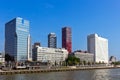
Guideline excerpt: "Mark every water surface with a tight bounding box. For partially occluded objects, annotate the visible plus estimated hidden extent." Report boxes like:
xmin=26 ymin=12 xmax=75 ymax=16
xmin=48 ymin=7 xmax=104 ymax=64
xmin=0 ymin=69 xmax=120 ymax=80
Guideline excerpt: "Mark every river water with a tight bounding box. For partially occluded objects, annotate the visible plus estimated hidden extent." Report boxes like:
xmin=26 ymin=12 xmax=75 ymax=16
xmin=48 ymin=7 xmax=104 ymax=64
xmin=0 ymin=68 xmax=120 ymax=80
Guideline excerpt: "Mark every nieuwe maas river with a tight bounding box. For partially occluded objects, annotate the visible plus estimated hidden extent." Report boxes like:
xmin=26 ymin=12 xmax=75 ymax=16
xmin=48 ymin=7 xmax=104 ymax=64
xmin=0 ymin=68 xmax=120 ymax=80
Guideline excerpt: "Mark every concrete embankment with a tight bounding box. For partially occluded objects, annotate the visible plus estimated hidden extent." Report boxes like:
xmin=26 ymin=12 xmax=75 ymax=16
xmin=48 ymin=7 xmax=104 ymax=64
xmin=0 ymin=66 xmax=119 ymax=75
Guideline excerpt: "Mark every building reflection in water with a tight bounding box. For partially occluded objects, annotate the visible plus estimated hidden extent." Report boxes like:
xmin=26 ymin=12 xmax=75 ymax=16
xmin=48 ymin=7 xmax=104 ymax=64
xmin=1 ymin=69 xmax=120 ymax=80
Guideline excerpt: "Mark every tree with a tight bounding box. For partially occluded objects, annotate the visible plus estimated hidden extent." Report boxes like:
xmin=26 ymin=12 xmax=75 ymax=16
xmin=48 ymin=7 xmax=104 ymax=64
xmin=5 ymin=54 xmax=15 ymax=62
xmin=83 ymin=60 xmax=86 ymax=65
xmin=111 ymin=61 xmax=120 ymax=66
xmin=66 ymin=55 xmax=80 ymax=66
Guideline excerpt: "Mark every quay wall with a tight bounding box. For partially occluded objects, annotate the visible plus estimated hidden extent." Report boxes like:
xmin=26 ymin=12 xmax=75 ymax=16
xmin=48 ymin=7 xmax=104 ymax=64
xmin=0 ymin=66 xmax=119 ymax=75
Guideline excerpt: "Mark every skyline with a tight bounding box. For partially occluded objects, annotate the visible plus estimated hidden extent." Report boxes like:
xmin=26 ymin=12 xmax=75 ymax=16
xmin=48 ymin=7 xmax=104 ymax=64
xmin=0 ymin=0 xmax=120 ymax=59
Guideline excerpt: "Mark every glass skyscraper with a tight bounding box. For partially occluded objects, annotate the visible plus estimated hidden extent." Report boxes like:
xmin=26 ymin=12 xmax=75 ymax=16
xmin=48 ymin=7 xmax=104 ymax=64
xmin=48 ymin=33 xmax=57 ymax=48
xmin=5 ymin=17 xmax=31 ymax=62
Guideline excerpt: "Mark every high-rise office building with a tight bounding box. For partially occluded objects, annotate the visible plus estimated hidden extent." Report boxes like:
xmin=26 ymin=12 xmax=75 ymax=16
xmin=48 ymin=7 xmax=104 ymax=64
xmin=87 ymin=34 xmax=108 ymax=63
xmin=5 ymin=17 xmax=32 ymax=62
xmin=62 ymin=27 xmax=72 ymax=53
xmin=48 ymin=33 xmax=57 ymax=48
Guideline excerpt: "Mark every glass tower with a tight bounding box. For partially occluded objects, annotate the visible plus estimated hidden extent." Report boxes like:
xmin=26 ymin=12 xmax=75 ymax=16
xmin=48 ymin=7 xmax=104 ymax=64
xmin=5 ymin=17 xmax=31 ymax=62
xmin=48 ymin=33 xmax=57 ymax=48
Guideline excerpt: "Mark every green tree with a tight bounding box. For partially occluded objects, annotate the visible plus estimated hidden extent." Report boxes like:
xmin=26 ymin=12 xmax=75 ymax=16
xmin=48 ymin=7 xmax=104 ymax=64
xmin=5 ymin=54 xmax=15 ymax=62
xmin=83 ymin=60 xmax=86 ymax=65
xmin=111 ymin=61 xmax=120 ymax=66
xmin=66 ymin=55 xmax=80 ymax=66
xmin=88 ymin=61 xmax=91 ymax=65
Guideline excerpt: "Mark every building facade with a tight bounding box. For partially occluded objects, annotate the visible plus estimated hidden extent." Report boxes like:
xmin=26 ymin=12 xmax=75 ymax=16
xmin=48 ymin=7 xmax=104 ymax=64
xmin=62 ymin=27 xmax=72 ymax=53
xmin=109 ymin=56 xmax=116 ymax=63
xmin=32 ymin=42 xmax=41 ymax=61
xmin=33 ymin=42 xmax=41 ymax=48
xmin=0 ymin=53 xmax=5 ymax=63
xmin=5 ymin=17 xmax=32 ymax=62
xmin=32 ymin=46 xmax=68 ymax=65
xmin=27 ymin=34 xmax=32 ymax=61
xmin=87 ymin=34 xmax=108 ymax=63
xmin=48 ymin=33 xmax=57 ymax=48
xmin=74 ymin=51 xmax=94 ymax=63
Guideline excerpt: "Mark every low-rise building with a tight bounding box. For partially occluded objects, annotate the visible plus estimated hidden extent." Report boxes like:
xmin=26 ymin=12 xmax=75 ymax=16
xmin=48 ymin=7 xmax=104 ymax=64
xmin=0 ymin=53 xmax=5 ymax=63
xmin=74 ymin=50 xmax=94 ymax=63
xmin=32 ymin=46 xmax=68 ymax=65
xmin=109 ymin=56 xmax=116 ymax=63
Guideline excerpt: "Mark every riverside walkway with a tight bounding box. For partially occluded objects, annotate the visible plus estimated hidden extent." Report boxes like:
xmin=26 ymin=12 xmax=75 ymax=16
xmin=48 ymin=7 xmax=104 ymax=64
xmin=0 ymin=66 xmax=119 ymax=75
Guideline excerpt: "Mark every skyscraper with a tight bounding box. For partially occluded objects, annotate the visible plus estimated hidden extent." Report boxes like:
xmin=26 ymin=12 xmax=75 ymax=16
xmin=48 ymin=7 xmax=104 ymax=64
xmin=5 ymin=17 xmax=32 ymax=62
xmin=87 ymin=34 xmax=108 ymax=63
xmin=62 ymin=27 xmax=72 ymax=53
xmin=48 ymin=33 xmax=57 ymax=48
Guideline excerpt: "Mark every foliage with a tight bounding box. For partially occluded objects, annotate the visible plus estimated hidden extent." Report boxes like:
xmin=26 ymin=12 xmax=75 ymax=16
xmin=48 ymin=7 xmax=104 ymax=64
xmin=111 ymin=61 xmax=120 ymax=65
xmin=66 ymin=55 xmax=80 ymax=66
xmin=5 ymin=54 xmax=15 ymax=62
xmin=83 ymin=60 xmax=86 ymax=65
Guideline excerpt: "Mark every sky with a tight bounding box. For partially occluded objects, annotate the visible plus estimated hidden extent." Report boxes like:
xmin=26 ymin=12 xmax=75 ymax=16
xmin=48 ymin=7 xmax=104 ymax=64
xmin=0 ymin=0 xmax=120 ymax=60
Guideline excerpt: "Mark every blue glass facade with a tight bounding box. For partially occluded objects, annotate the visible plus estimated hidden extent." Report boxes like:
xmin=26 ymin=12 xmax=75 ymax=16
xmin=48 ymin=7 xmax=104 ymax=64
xmin=5 ymin=17 xmax=30 ymax=61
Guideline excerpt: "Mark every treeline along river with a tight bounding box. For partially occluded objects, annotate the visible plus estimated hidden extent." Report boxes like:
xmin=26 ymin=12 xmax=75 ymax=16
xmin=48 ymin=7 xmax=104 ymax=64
xmin=0 ymin=68 xmax=120 ymax=80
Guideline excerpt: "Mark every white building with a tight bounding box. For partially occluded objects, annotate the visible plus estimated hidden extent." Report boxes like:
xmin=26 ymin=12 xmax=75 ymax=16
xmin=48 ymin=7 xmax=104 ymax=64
xmin=74 ymin=51 xmax=94 ymax=63
xmin=87 ymin=34 xmax=108 ymax=63
xmin=32 ymin=47 xmax=68 ymax=65
xmin=27 ymin=34 xmax=32 ymax=61
xmin=0 ymin=53 xmax=5 ymax=63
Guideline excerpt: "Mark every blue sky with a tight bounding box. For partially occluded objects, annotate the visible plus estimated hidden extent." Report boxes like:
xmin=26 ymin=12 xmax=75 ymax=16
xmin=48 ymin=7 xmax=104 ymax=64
xmin=0 ymin=0 xmax=120 ymax=59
